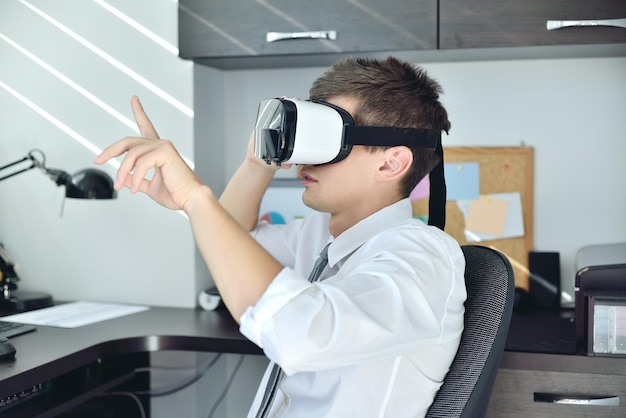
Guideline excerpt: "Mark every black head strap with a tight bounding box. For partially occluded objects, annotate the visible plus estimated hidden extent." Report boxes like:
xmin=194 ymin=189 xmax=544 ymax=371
xmin=427 ymin=139 xmax=446 ymax=230
xmin=344 ymin=126 xmax=439 ymax=149
xmin=345 ymin=126 xmax=446 ymax=230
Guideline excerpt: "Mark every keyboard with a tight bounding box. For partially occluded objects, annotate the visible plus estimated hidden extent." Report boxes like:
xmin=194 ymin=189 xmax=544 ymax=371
xmin=0 ymin=321 xmax=36 ymax=339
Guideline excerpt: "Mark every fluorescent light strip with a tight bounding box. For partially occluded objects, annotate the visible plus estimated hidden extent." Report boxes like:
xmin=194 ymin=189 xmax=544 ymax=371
xmin=94 ymin=0 xmax=179 ymax=56
xmin=0 ymin=33 xmax=194 ymax=170
xmin=19 ymin=0 xmax=193 ymax=118
xmin=0 ymin=32 xmax=139 ymax=133
xmin=0 ymin=80 xmax=119 ymax=170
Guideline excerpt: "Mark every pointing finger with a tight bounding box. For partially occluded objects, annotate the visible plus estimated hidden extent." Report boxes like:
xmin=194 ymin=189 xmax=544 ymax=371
xmin=131 ymin=95 xmax=160 ymax=139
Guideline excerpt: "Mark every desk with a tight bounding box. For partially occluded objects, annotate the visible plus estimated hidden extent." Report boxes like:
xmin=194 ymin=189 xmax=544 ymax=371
xmin=5 ymin=306 xmax=626 ymax=417
xmin=486 ymin=312 xmax=626 ymax=418
xmin=0 ymin=306 xmax=262 ymax=417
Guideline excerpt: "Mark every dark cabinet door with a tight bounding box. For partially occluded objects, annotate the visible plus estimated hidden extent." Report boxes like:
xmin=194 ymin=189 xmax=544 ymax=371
xmin=440 ymin=0 xmax=626 ymax=49
xmin=179 ymin=0 xmax=437 ymax=66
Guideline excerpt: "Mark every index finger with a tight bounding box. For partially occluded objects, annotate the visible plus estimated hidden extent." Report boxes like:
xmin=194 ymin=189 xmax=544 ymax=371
xmin=131 ymin=95 xmax=160 ymax=139
xmin=94 ymin=136 xmax=139 ymax=165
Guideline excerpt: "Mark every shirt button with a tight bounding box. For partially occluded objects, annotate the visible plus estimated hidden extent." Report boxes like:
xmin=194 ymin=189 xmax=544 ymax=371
xmin=284 ymin=396 xmax=289 ymax=405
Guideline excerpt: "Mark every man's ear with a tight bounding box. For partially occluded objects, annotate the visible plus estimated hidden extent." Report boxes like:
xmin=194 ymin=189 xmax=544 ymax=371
xmin=377 ymin=146 xmax=413 ymax=180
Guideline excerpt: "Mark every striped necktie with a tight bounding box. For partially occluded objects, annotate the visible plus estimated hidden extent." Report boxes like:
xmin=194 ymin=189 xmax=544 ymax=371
xmin=255 ymin=243 xmax=331 ymax=418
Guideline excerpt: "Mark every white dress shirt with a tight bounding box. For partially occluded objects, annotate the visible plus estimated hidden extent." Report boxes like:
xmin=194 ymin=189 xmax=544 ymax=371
xmin=240 ymin=198 xmax=466 ymax=418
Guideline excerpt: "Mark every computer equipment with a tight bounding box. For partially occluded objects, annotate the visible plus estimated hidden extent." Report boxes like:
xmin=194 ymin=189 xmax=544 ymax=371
xmin=575 ymin=263 xmax=626 ymax=355
xmin=0 ymin=321 xmax=36 ymax=339
xmin=0 ymin=337 xmax=16 ymax=360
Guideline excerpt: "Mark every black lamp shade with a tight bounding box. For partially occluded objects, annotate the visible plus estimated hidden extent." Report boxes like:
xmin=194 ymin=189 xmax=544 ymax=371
xmin=65 ymin=168 xmax=117 ymax=199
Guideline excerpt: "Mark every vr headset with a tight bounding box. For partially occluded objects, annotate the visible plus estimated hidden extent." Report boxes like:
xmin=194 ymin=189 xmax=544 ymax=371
xmin=253 ymin=98 xmax=447 ymax=229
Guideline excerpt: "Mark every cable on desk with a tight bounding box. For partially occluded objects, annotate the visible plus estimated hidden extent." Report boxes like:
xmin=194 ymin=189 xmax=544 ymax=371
xmin=99 ymin=391 xmax=146 ymax=418
xmin=134 ymin=353 xmax=223 ymax=397
xmin=207 ymin=354 xmax=246 ymax=418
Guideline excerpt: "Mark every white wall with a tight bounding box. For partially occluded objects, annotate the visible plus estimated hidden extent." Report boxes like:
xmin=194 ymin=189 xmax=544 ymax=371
xmin=219 ymin=56 xmax=626 ymax=305
xmin=0 ymin=0 xmax=200 ymax=308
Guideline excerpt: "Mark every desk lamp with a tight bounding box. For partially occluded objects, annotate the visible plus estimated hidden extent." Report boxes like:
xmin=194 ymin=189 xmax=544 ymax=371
xmin=0 ymin=149 xmax=117 ymax=313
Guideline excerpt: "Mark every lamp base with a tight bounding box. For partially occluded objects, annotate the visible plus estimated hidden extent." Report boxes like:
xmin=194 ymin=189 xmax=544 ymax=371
xmin=0 ymin=290 xmax=53 ymax=313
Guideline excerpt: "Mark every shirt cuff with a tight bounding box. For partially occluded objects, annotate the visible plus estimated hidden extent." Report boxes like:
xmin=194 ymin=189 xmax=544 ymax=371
xmin=239 ymin=266 xmax=311 ymax=347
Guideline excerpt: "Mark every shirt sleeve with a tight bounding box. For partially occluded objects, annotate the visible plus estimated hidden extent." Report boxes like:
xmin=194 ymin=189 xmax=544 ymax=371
xmin=250 ymin=212 xmax=331 ymax=268
xmin=239 ymin=267 xmax=312 ymax=347
xmin=250 ymin=221 xmax=300 ymax=268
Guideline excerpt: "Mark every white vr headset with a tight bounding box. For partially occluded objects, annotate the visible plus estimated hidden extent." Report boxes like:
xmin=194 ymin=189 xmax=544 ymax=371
xmin=253 ymin=98 xmax=447 ymax=229
xmin=254 ymin=98 xmax=439 ymax=165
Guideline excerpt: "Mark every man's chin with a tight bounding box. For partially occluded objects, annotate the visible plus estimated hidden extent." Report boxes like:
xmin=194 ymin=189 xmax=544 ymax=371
xmin=301 ymin=193 xmax=319 ymax=212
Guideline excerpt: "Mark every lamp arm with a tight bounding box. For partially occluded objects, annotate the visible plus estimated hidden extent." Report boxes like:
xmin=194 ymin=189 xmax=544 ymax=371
xmin=0 ymin=149 xmax=48 ymax=182
xmin=0 ymin=156 xmax=37 ymax=182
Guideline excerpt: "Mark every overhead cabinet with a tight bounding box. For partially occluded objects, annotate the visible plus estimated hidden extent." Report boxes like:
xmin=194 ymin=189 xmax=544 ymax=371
xmin=179 ymin=0 xmax=626 ymax=68
xmin=178 ymin=0 xmax=437 ymax=68
xmin=439 ymin=0 xmax=626 ymax=49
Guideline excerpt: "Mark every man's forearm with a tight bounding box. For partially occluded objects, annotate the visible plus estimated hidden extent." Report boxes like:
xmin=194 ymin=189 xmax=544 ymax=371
xmin=219 ymin=160 xmax=276 ymax=231
xmin=187 ymin=185 xmax=284 ymax=322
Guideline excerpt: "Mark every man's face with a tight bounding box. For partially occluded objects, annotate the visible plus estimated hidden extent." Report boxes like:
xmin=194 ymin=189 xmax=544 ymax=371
xmin=298 ymin=97 xmax=383 ymax=218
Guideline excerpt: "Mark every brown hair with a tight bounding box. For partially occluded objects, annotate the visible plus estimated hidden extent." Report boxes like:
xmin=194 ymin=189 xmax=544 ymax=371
xmin=309 ymin=56 xmax=451 ymax=197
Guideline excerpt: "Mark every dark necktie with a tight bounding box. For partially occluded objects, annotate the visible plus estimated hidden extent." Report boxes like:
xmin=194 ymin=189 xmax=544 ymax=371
xmin=255 ymin=243 xmax=331 ymax=418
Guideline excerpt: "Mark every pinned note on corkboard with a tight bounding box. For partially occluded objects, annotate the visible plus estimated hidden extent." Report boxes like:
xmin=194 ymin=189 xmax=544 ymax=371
xmin=412 ymin=147 xmax=534 ymax=291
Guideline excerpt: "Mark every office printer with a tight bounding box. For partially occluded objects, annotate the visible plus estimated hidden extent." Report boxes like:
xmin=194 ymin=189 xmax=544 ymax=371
xmin=574 ymin=243 xmax=626 ymax=356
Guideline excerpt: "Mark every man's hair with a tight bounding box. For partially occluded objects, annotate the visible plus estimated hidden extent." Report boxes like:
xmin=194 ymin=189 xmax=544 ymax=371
xmin=309 ymin=56 xmax=451 ymax=197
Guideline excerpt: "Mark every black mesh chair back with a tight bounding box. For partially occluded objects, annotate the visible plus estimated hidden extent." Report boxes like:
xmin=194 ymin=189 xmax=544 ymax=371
xmin=426 ymin=245 xmax=515 ymax=418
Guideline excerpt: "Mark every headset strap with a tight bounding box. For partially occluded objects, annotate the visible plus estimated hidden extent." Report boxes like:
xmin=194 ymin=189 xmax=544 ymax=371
xmin=344 ymin=125 xmax=439 ymax=149
xmin=344 ymin=126 xmax=447 ymax=230
xmin=427 ymin=139 xmax=446 ymax=230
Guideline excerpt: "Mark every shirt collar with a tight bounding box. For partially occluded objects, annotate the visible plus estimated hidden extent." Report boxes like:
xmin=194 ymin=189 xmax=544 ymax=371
xmin=326 ymin=198 xmax=414 ymax=267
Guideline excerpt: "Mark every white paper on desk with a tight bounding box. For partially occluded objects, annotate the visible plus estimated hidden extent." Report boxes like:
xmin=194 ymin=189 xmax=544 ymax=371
xmin=1 ymin=301 xmax=149 ymax=328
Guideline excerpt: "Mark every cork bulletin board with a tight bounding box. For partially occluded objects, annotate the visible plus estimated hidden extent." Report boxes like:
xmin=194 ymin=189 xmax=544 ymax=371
xmin=412 ymin=147 xmax=534 ymax=291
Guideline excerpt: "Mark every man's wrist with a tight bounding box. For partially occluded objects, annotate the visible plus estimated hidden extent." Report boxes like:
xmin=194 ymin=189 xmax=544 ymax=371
xmin=183 ymin=185 xmax=216 ymax=217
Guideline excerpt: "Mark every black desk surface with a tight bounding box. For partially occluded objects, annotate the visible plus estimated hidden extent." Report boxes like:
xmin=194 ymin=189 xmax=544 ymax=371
xmin=505 ymin=310 xmax=578 ymax=355
xmin=3 ymin=305 xmax=623 ymax=403
xmin=501 ymin=309 xmax=626 ymax=376
xmin=0 ymin=306 xmax=261 ymax=399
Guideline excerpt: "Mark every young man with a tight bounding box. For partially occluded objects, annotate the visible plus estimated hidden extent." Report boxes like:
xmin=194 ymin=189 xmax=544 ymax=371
xmin=95 ymin=56 xmax=466 ymax=418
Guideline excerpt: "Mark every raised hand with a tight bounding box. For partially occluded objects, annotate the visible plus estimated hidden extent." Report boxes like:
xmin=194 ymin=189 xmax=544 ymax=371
xmin=94 ymin=96 xmax=204 ymax=211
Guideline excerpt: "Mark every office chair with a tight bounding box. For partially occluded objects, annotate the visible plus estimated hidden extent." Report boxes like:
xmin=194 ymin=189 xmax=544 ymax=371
xmin=426 ymin=245 xmax=515 ymax=418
